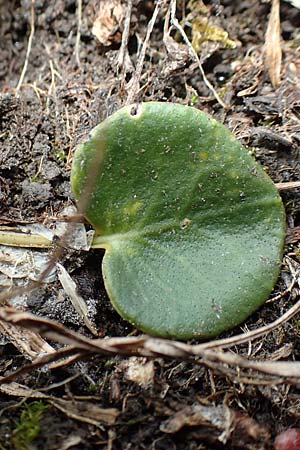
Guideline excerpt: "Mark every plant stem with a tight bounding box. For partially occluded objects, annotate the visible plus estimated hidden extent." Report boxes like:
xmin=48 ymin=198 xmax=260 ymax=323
xmin=0 ymin=230 xmax=52 ymax=248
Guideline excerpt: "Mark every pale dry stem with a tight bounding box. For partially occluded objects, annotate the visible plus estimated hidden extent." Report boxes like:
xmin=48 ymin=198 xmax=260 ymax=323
xmin=15 ymin=0 xmax=35 ymax=95
xmin=75 ymin=0 xmax=82 ymax=67
xmin=126 ymin=0 xmax=164 ymax=105
xmin=1 ymin=308 xmax=300 ymax=386
xmin=169 ymin=0 xmax=227 ymax=109
xmin=117 ymin=0 xmax=133 ymax=73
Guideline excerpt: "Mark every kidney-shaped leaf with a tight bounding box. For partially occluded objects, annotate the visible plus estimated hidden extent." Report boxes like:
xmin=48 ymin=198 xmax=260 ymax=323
xmin=71 ymin=102 xmax=285 ymax=340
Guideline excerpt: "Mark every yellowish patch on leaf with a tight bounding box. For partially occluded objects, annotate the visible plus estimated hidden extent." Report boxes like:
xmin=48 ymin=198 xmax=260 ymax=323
xmin=123 ymin=201 xmax=143 ymax=216
xmin=199 ymin=150 xmax=209 ymax=160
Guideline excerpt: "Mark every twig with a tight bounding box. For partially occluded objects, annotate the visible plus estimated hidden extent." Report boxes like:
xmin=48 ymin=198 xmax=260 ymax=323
xmin=75 ymin=0 xmax=82 ymax=67
xmin=169 ymin=0 xmax=227 ymax=109
xmin=0 ymin=346 xmax=83 ymax=385
xmin=1 ymin=309 xmax=300 ymax=384
xmin=126 ymin=0 xmax=164 ymax=105
xmin=117 ymin=0 xmax=133 ymax=72
xmin=15 ymin=0 xmax=35 ymax=94
xmin=0 ymin=230 xmax=51 ymax=248
xmin=264 ymin=0 xmax=282 ymax=89
xmin=275 ymin=181 xmax=300 ymax=191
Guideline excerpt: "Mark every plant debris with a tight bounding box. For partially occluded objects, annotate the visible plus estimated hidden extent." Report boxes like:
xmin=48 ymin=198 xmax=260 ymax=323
xmin=0 ymin=382 xmax=119 ymax=427
xmin=92 ymin=0 xmax=125 ymax=46
xmin=160 ymin=403 xmax=270 ymax=448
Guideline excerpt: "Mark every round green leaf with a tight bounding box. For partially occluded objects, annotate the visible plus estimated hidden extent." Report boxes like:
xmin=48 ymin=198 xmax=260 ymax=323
xmin=71 ymin=102 xmax=285 ymax=340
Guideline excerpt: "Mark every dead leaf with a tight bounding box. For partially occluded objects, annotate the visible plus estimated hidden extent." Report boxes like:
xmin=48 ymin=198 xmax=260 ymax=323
xmin=0 ymin=319 xmax=55 ymax=359
xmin=161 ymin=403 xmax=270 ymax=446
xmin=92 ymin=0 xmax=125 ymax=46
xmin=160 ymin=403 xmax=233 ymax=443
xmin=265 ymin=0 xmax=282 ymax=89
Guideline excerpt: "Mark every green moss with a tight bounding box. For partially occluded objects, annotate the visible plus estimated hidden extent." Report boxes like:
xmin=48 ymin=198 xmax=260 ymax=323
xmin=11 ymin=401 xmax=48 ymax=450
xmin=54 ymin=149 xmax=66 ymax=161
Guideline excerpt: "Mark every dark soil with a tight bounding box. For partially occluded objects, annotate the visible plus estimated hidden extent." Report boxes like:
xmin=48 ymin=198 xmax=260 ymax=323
xmin=1 ymin=1 xmax=300 ymax=449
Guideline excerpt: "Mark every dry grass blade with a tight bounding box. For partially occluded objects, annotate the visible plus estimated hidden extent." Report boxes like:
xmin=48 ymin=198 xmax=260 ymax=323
xmin=0 ymin=229 xmax=51 ymax=248
xmin=0 ymin=319 xmax=55 ymax=359
xmin=15 ymin=0 xmax=35 ymax=94
xmin=275 ymin=181 xmax=300 ymax=190
xmin=57 ymin=263 xmax=98 ymax=336
xmin=0 ymin=381 xmax=48 ymax=398
xmin=0 ymin=347 xmax=84 ymax=384
xmin=265 ymin=0 xmax=282 ymax=89
xmin=117 ymin=0 xmax=133 ymax=72
xmin=74 ymin=0 xmax=82 ymax=67
xmin=169 ymin=0 xmax=227 ymax=109
xmin=49 ymin=398 xmax=118 ymax=427
xmin=0 ymin=382 xmax=119 ymax=426
xmin=126 ymin=0 xmax=164 ymax=104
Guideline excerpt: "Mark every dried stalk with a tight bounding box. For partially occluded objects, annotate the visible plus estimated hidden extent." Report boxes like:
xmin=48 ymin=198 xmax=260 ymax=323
xmin=16 ymin=0 xmax=35 ymax=94
xmin=169 ymin=0 xmax=227 ymax=109
xmin=1 ymin=308 xmax=300 ymax=385
xmin=264 ymin=0 xmax=282 ymax=89
xmin=126 ymin=0 xmax=164 ymax=104
xmin=75 ymin=0 xmax=82 ymax=66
